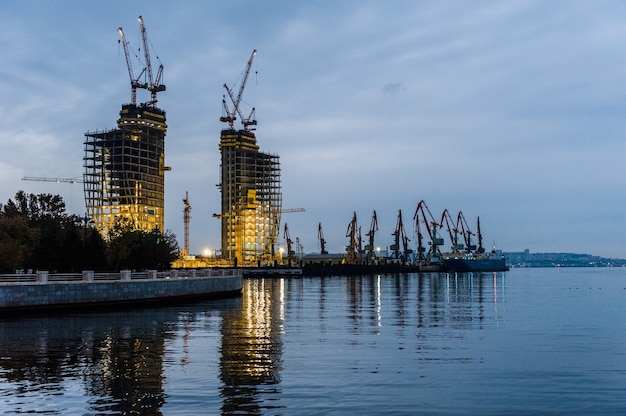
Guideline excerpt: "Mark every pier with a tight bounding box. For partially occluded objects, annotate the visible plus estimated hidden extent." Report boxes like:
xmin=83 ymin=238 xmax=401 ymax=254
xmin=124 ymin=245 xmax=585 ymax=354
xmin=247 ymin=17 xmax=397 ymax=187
xmin=0 ymin=269 xmax=242 ymax=313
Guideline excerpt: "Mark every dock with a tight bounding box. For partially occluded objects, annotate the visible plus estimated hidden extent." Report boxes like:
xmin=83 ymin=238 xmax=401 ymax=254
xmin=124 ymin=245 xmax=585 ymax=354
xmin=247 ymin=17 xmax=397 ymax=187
xmin=0 ymin=269 xmax=243 ymax=313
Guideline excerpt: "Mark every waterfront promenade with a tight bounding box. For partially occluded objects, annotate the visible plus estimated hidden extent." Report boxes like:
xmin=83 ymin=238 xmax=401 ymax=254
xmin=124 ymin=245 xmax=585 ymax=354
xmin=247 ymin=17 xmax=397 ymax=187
xmin=0 ymin=269 xmax=243 ymax=312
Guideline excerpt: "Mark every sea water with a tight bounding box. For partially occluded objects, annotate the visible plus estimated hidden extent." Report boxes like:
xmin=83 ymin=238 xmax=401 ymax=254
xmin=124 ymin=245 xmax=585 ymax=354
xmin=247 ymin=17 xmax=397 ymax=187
xmin=1 ymin=268 xmax=625 ymax=415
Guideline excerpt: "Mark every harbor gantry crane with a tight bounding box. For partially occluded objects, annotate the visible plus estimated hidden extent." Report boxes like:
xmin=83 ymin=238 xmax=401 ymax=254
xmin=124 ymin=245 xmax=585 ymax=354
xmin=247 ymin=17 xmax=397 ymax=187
xmin=440 ymin=209 xmax=462 ymax=254
xmin=318 ymin=222 xmax=328 ymax=254
xmin=345 ymin=212 xmax=359 ymax=264
xmin=456 ymin=211 xmax=477 ymax=253
xmin=182 ymin=191 xmax=191 ymax=257
xmin=138 ymin=16 xmax=166 ymax=106
xmin=364 ymin=210 xmax=378 ymax=262
xmin=283 ymin=223 xmax=295 ymax=265
xmin=221 ymin=49 xmax=257 ymax=130
xmin=390 ymin=210 xmax=412 ymax=263
xmin=413 ymin=200 xmax=443 ymax=264
xmin=476 ymin=216 xmax=485 ymax=253
xmin=118 ymin=26 xmax=147 ymax=105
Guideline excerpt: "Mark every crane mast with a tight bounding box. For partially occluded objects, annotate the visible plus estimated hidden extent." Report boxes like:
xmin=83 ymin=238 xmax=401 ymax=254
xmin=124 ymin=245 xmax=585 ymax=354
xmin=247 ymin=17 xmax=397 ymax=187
xmin=182 ymin=191 xmax=191 ymax=257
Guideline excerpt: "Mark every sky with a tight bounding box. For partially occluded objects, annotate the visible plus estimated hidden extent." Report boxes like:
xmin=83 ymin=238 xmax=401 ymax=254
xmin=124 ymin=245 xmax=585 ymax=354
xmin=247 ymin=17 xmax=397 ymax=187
xmin=1 ymin=1 xmax=625 ymax=258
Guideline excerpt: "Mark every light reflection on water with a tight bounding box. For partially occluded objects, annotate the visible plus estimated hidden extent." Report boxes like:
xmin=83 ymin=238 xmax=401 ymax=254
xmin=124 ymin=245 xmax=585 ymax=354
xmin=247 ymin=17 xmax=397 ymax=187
xmin=1 ymin=269 xmax=625 ymax=415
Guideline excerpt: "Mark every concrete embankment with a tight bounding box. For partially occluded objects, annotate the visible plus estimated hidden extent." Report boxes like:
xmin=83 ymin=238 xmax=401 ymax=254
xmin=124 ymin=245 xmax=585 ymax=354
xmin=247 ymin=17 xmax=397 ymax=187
xmin=0 ymin=269 xmax=242 ymax=312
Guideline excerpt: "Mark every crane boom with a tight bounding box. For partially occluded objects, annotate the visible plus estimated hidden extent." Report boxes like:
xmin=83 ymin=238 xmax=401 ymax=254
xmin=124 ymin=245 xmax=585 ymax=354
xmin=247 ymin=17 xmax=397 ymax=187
xmin=22 ymin=176 xmax=83 ymax=184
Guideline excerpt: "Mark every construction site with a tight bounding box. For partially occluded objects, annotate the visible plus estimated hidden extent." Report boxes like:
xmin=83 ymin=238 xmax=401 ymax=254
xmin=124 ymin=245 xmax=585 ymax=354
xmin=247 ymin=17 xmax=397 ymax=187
xmin=83 ymin=17 xmax=168 ymax=237
xmin=216 ymin=50 xmax=283 ymax=265
xmin=79 ymin=20 xmax=284 ymax=267
xmin=72 ymin=17 xmax=503 ymax=273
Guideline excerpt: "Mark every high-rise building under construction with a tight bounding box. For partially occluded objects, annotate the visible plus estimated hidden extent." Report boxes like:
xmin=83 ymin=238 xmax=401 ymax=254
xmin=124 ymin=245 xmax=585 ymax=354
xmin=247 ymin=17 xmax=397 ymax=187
xmin=217 ymin=50 xmax=282 ymax=262
xmin=83 ymin=17 xmax=168 ymax=236
xmin=83 ymin=104 xmax=168 ymax=235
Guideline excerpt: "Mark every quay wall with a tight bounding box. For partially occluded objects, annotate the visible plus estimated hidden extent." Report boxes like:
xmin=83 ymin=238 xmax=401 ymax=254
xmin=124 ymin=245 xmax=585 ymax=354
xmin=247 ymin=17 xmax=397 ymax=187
xmin=0 ymin=272 xmax=242 ymax=311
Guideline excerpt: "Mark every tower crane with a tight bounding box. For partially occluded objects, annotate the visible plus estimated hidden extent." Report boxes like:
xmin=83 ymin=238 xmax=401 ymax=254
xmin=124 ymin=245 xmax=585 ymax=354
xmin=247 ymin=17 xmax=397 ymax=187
xmin=364 ymin=210 xmax=378 ymax=261
xmin=221 ymin=49 xmax=257 ymax=130
xmin=117 ymin=26 xmax=147 ymax=105
xmin=413 ymin=200 xmax=443 ymax=263
xmin=138 ymin=16 xmax=165 ymax=107
xmin=182 ymin=191 xmax=191 ymax=257
xmin=318 ymin=222 xmax=328 ymax=254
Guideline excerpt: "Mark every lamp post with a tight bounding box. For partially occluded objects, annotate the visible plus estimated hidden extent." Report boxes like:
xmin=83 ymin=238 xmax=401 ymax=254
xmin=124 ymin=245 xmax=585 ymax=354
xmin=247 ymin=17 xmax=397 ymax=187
xmin=153 ymin=226 xmax=160 ymax=270
xmin=81 ymin=213 xmax=94 ymax=271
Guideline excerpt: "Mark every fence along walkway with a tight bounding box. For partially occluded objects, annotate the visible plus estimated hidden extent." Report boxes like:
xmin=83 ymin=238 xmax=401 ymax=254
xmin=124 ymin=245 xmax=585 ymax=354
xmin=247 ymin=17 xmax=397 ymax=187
xmin=0 ymin=269 xmax=239 ymax=285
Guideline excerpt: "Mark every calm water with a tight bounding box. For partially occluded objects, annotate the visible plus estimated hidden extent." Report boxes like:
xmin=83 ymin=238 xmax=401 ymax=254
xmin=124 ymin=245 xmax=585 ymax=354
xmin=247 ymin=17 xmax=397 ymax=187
xmin=1 ymin=268 xmax=625 ymax=415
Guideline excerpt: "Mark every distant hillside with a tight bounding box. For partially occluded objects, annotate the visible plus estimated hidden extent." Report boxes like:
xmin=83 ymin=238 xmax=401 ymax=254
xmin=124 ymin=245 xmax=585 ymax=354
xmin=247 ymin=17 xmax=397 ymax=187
xmin=504 ymin=250 xmax=626 ymax=267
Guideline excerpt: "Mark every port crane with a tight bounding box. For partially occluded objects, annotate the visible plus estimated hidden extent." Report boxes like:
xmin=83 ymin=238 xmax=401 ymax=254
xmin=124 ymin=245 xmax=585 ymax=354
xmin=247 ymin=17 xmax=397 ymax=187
xmin=318 ymin=222 xmax=328 ymax=254
xmin=440 ymin=209 xmax=462 ymax=254
xmin=390 ymin=210 xmax=412 ymax=262
xmin=283 ymin=223 xmax=295 ymax=264
xmin=456 ymin=211 xmax=477 ymax=253
xmin=364 ymin=210 xmax=378 ymax=262
xmin=345 ymin=212 xmax=360 ymax=263
xmin=413 ymin=200 xmax=443 ymax=263
xmin=221 ymin=49 xmax=257 ymax=130
xmin=138 ymin=16 xmax=166 ymax=106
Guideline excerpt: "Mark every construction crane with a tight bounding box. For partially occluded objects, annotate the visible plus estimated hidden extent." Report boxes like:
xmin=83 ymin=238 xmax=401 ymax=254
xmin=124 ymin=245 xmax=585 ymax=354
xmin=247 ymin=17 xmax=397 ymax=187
xmin=364 ymin=210 xmax=378 ymax=261
xmin=390 ymin=210 xmax=412 ymax=262
xmin=221 ymin=49 xmax=257 ymax=130
xmin=22 ymin=176 xmax=83 ymax=184
xmin=182 ymin=191 xmax=191 ymax=257
xmin=413 ymin=200 xmax=443 ymax=263
xmin=318 ymin=222 xmax=328 ymax=254
xmin=138 ymin=16 xmax=165 ymax=106
xmin=117 ymin=26 xmax=147 ymax=105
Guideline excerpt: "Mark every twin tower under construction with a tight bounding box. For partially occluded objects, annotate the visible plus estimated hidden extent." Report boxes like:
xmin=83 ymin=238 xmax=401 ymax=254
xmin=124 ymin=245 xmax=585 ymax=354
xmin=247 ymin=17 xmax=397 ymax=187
xmin=82 ymin=19 xmax=281 ymax=263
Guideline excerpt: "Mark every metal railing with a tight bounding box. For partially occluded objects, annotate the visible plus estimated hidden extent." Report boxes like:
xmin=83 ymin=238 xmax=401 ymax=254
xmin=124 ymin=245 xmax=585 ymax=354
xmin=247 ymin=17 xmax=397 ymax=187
xmin=0 ymin=268 xmax=241 ymax=285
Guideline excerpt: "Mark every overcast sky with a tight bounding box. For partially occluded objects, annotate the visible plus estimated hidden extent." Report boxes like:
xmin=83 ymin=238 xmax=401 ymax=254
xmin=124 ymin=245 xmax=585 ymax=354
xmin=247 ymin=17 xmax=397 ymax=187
xmin=1 ymin=1 xmax=625 ymax=258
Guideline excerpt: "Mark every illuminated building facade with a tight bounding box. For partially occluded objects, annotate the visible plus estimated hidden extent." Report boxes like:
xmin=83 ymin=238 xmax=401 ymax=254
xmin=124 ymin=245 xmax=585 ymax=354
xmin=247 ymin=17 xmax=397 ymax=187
xmin=218 ymin=129 xmax=281 ymax=262
xmin=83 ymin=103 xmax=168 ymax=236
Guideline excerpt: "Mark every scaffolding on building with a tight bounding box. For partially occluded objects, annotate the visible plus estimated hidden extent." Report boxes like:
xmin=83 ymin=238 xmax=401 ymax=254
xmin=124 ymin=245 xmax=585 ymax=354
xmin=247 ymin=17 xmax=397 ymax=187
xmin=83 ymin=103 xmax=169 ymax=236
xmin=218 ymin=129 xmax=282 ymax=263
